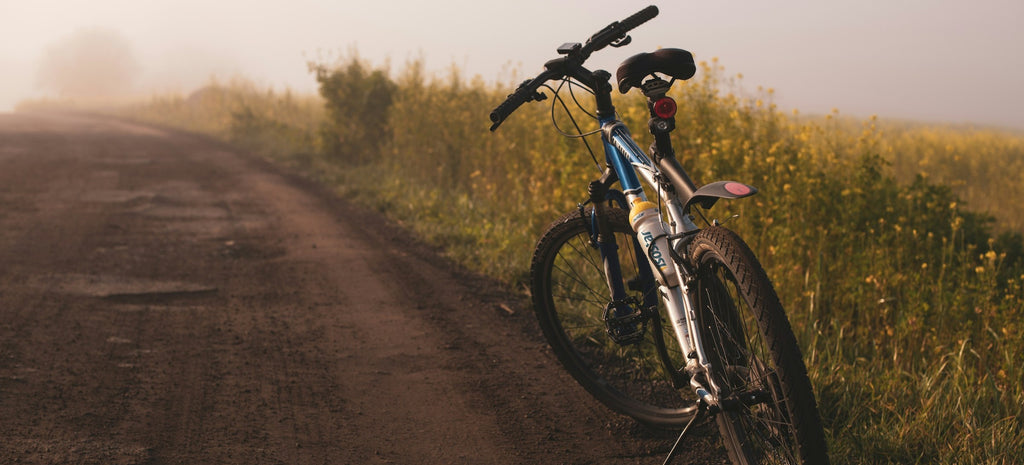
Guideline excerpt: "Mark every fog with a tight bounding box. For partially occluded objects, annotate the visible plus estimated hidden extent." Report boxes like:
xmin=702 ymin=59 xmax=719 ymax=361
xmin=2 ymin=0 xmax=1022 ymax=128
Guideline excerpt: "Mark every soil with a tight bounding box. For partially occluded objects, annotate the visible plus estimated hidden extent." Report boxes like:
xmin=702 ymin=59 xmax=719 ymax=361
xmin=0 ymin=112 xmax=727 ymax=464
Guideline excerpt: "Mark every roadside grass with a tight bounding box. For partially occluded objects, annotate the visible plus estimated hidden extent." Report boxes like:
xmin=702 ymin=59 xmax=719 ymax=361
xmin=39 ymin=55 xmax=1024 ymax=464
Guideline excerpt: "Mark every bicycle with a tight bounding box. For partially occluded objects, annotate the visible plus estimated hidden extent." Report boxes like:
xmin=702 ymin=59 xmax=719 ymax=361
xmin=488 ymin=6 xmax=829 ymax=465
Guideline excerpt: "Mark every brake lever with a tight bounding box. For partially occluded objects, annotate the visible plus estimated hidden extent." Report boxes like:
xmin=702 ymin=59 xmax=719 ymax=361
xmin=513 ymin=79 xmax=548 ymax=103
xmin=609 ymin=35 xmax=632 ymax=48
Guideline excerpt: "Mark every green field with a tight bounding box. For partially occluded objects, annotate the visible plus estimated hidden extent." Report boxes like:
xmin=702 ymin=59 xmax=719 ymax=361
xmin=27 ymin=54 xmax=1024 ymax=464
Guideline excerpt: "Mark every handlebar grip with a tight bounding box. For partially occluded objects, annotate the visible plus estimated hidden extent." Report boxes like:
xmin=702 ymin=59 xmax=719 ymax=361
xmin=619 ymin=5 xmax=659 ymax=32
xmin=489 ymin=73 xmax=555 ymax=131
xmin=489 ymin=92 xmax=526 ymax=131
xmin=582 ymin=5 xmax=659 ymax=56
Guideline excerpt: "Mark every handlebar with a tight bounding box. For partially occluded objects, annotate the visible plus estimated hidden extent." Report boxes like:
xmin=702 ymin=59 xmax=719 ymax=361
xmin=489 ymin=5 xmax=659 ymax=131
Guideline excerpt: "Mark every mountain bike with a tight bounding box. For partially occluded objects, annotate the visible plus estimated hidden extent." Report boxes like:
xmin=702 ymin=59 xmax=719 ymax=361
xmin=489 ymin=6 xmax=829 ymax=464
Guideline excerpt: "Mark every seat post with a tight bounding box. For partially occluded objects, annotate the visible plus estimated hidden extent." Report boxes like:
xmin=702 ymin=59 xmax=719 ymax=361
xmin=641 ymin=77 xmax=699 ymax=200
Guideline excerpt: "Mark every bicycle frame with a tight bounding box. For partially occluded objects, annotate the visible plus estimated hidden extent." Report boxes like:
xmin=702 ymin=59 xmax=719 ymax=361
xmin=594 ymin=111 xmax=730 ymax=407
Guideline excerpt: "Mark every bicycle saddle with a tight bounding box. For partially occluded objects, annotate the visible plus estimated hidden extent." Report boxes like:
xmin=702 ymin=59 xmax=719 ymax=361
xmin=616 ymin=48 xmax=696 ymax=93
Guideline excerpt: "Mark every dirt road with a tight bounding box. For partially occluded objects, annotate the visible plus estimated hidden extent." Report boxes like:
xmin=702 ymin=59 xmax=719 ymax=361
xmin=0 ymin=113 xmax=723 ymax=464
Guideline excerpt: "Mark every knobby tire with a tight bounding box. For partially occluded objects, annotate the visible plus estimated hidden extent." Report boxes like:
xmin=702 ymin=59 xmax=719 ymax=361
xmin=688 ymin=226 xmax=830 ymax=464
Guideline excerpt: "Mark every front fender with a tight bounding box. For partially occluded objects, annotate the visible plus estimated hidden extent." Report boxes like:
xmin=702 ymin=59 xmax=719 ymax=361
xmin=682 ymin=181 xmax=757 ymax=211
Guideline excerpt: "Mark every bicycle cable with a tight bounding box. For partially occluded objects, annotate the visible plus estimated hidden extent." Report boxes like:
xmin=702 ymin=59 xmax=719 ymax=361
xmin=693 ymin=205 xmax=711 ymax=227
xmin=546 ymin=78 xmax=604 ymax=171
xmin=548 ymin=78 xmax=600 ymax=137
xmin=566 ymin=77 xmax=598 ymax=121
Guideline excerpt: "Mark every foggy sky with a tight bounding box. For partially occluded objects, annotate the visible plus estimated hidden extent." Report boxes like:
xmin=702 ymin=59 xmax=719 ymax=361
xmin=1 ymin=0 xmax=1022 ymax=129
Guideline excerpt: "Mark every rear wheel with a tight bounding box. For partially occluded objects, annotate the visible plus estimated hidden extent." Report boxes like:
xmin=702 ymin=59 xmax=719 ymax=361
xmin=530 ymin=206 xmax=696 ymax=428
xmin=689 ymin=226 xmax=829 ymax=464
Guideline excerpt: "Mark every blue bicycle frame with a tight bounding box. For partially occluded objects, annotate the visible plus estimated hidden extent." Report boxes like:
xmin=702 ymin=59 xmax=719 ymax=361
xmin=593 ymin=113 xmax=708 ymax=387
xmin=596 ymin=106 xmax=761 ymax=410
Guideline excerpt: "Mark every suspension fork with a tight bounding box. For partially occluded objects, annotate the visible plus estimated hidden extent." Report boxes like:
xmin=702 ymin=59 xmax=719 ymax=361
xmin=586 ymin=169 xmax=634 ymax=312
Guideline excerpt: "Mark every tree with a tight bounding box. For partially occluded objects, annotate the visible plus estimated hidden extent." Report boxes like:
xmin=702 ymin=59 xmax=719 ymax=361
xmin=35 ymin=28 xmax=140 ymax=98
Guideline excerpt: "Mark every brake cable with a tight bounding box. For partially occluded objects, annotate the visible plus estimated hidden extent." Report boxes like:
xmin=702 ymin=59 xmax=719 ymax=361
xmin=546 ymin=78 xmax=605 ymax=172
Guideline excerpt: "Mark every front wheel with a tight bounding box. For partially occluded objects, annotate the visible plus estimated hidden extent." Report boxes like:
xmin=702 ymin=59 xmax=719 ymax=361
xmin=688 ymin=226 xmax=829 ymax=464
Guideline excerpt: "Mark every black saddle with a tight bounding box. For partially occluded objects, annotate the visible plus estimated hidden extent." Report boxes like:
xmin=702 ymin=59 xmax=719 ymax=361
xmin=615 ymin=48 xmax=696 ymax=94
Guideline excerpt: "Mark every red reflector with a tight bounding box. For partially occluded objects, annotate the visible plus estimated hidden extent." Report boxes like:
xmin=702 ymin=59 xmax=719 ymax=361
xmin=724 ymin=182 xmax=753 ymax=196
xmin=653 ymin=97 xmax=677 ymax=119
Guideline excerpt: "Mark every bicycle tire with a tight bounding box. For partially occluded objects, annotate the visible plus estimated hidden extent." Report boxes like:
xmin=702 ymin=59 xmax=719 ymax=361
xmin=530 ymin=206 xmax=697 ymax=428
xmin=688 ymin=226 xmax=829 ymax=464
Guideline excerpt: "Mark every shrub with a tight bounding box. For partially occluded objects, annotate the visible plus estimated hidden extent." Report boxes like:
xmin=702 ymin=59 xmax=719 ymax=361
xmin=310 ymin=56 xmax=397 ymax=163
